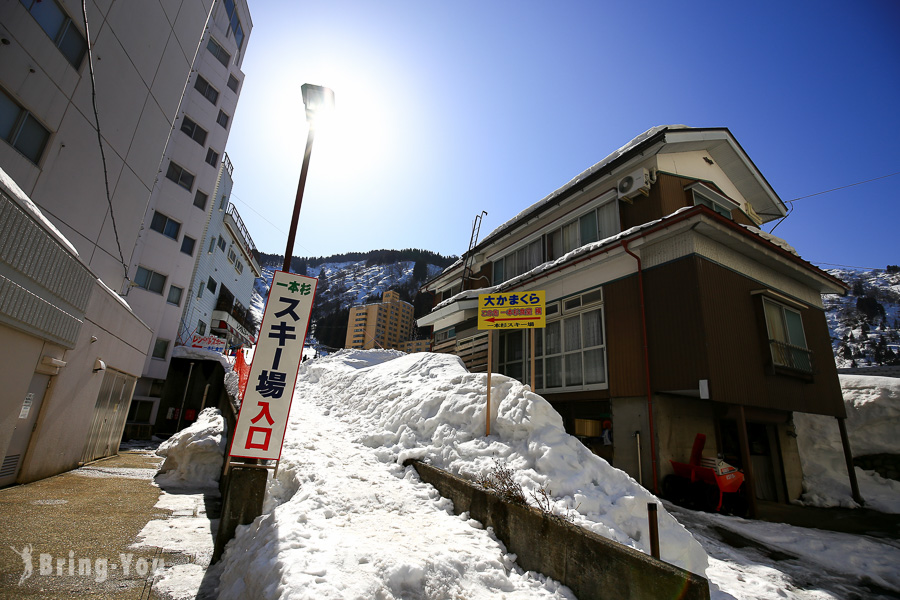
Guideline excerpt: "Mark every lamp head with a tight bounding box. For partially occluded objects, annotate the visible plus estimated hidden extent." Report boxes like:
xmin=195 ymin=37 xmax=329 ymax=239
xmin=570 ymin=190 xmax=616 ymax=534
xmin=301 ymin=83 xmax=334 ymax=123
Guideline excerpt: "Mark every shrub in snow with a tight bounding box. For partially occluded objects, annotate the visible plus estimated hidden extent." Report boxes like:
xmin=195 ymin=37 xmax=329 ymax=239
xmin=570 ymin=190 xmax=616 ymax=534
xmin=794 ymin=374 xmax=900 ymax=513
xmin=156 ymin=408 xmax=227 ymax=489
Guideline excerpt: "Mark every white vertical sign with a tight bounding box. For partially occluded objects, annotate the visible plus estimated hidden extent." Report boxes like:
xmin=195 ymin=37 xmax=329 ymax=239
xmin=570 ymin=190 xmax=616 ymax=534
xmin=229 ymin=271 xmax=317 ymax=460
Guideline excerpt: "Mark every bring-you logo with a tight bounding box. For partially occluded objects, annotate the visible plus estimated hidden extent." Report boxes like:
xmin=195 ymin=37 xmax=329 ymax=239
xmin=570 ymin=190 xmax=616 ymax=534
xmin=9 ymin=545 xmax=163 ymax=585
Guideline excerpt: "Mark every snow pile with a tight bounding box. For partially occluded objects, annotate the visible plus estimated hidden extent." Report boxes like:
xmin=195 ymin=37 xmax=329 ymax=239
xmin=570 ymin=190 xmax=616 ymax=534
xmin=171 ymin=345 xmax=233 ymax=371
xmin=156 ymin=408 xmax=227 ymax=489
xmin=794 ymin=374 xmax=900 ymax=512
xmin=215 ymin=350 xmax=707 ymax=599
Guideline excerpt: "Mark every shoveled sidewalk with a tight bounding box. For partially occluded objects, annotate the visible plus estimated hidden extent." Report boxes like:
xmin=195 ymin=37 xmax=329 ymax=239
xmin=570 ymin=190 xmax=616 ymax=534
xmin=0 ymin=451 xmax=213 ymax=599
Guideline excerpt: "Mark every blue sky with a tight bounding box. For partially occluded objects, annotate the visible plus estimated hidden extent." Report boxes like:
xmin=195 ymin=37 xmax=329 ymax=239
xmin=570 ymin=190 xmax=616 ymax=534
xmin=225 ymin=0 xmax=899 ymax=270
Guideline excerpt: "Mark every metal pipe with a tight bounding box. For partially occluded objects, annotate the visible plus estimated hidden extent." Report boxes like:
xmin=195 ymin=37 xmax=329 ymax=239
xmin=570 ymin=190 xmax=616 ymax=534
xmin=176 ymin=361 xmax=195 ymax=432
xmin=623 ymin=239 xmax=659 ymax=494
xmin=837 ymin=417 xmax=864 ymax=506
xmin=282 ymin=125 xmax=316 ymax=272
xmin=200 ymin=383 xmax=210 ymax=412
xmin=634 ymin=431 xmax=643 ymax=485
xmin=647 ymin=503 xmax=660 ymax=559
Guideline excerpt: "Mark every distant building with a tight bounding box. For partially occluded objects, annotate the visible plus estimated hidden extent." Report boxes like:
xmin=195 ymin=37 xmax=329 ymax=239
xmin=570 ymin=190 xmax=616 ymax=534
xmin=345 ymin=290 xmax=415 ymax=350
xmin=398 ymin=339 xmax=431 ymax=354
xmin=0 ymin=0 xmax=251 ymax=485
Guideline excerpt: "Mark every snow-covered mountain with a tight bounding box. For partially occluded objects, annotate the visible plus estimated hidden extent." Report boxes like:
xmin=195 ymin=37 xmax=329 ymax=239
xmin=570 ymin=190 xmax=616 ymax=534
xmin=824 ymin=267 xmax=900 ymax=368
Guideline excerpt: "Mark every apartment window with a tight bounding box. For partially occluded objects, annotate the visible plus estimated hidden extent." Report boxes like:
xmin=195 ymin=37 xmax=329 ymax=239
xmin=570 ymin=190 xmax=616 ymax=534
xmin=223 ymin=0 xmax=245 ymax=49
xmin=194 ymin=75 xmax=219 ymax=105
xmin=134 ymin=266 xmax=166 ymax=294
xmin=151 ymin=338 xmax=170 ymax=360
xmin=197 ymin=282 xmax=204 ymax=298
xmin=227 ymin=75 xmax=240 ymax=93
xmin=219 ymin=195 xmax=227 ymax=210
xmin=763 ymin=298 xmax=812 ymax=374
xmin=167 ymin=285 xmax=183 ymax=306
xmin=546 ymin=201 xmax=619 ymax=262
xmin=217 ymin=236 xmax=226 ymax=251
xmin=165 ymin=161 xmax=194 ymax=191
xmin=150 ymin=211 xmax=180 ymax=240
xmin=181 ymin=235 xmax=196 ymax=256
xmin=205 ymin=148 xmax=220 ymax=167
xmin=235 ymin=260 xmax=243 ymax=274
xmin=493 ymin=238 xmax=541 ymax=285
xmin=19 ymin=0 xmax=87 ymax=68
xmin=193 ymin=190 xmax=208 ymax=210
xmin=0 ymin=88 xmax=51 ymax=165
xmin=227 ymin=247 xmax=237 ymax=263
xmin=216 ymin=110 xmax=230 ymax=129
xmin=692 ymin=189 xmax=736 ymax=219
xmin=207 ymin=277 xmax=217 ymax=294
xmin=180 ymin=116 xmax=207 ymax=145
xmin=209 ymin=238 xmax=216 ymax=253
xmin=207 ymin=37 xmax=231 ymax=67
xmin=197 ymin=320 xmax=207 ymax=336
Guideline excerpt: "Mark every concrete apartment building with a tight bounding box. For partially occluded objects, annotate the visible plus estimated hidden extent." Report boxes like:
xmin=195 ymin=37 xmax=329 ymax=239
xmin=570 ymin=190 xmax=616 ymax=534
xmin=0 ymin=0 xmax=251 ymax=485
xmin=345 ymin=290 xmax=416 ymax=350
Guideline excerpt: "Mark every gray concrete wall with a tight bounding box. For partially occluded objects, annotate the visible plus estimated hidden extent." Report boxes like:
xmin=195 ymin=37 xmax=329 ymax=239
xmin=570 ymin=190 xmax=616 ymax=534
xmin=408 ymin=460 xmax=710 ymax=600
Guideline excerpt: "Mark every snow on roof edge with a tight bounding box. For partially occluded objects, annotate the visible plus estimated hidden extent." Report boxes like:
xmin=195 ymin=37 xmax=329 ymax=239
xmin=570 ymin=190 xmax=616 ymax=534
xmin=0 ymin=166 xmax=80 ymax=257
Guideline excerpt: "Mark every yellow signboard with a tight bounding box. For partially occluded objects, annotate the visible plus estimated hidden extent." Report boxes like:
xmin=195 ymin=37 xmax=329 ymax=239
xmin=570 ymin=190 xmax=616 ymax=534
xmin=478 ymin=291 xmax=546 ymax=330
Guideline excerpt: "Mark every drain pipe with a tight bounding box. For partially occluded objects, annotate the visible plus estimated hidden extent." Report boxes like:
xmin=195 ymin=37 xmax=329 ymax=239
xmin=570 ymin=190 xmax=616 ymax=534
xmin=634 ymin=431 xmax=643 ymax=485
xmin=622 ymin=239 xmax=659 ymax=494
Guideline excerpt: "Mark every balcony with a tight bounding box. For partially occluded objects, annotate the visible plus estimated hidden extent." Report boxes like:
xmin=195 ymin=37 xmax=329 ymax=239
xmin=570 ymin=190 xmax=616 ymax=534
xmin=212 ymin=292 xmax=258 ymax=347
xmin=223 ymin=203 xmax=261 ymax=275
xmin=769 ymin=339 xmax=814 ymax=376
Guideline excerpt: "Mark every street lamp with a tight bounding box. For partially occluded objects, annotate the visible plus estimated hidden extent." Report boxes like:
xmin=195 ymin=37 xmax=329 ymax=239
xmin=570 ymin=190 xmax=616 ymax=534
xmin=282 ymin=83 xmax=335 ymax=272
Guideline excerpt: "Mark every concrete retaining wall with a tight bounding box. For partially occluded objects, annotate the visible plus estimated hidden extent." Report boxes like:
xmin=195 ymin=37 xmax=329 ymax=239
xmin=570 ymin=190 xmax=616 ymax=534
xmin=407 ymin=460 xmax=709 ymax=600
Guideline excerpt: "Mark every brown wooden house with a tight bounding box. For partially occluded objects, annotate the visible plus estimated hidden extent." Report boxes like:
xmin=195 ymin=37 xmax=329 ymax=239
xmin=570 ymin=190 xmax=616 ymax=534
xmin=417 ymin=126 xmax=859 ymax=513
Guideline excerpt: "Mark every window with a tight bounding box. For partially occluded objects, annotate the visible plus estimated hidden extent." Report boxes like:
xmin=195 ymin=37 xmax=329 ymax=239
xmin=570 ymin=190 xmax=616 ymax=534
xmin=167 ymin=285 xmax=183 ymax=306
xmin=206 ymin=37 xmax=231 ymax=67
xmin=197 ymin=320 xmax=207 ymax=336
xmin=207 ymin=277 xmax=217 ymax=294
xmin=227 ymin=75 xmax=240 ymax=93
xmin=493 ymin=238 xmax=542 ymax=285
xmin=165 ymin=161 xmax=194 ymax=191
xmin=150 ymin=211 xmax=180 ymax=240
xmin=690 ymin=186 xmax=738 ymax=220
xmin=205 ymin=148 xmax=219 ymax=167
xmin=180 ymin=116 xmax=207 ymax=145
xmin=223 ymin=0 xmax=245 ymax=49
xmin=181 ymin=235 xmax=196 ymax=256
xmin=193 ymin=190 xmax=208 ymax=210
xmin=20 ymin=0 xmax=87 ymax=68
xmin=216 ymin=110 xmax=230 ymax=129
xmin=0 ymin=88 xmax=51 ymax=165
xmin=194 ymin=75 xmax=219 ymax=105
xmin=127 ymin=399 xmax=154 ymax=423
xmin=227 ymin=247 xmax=236 ymax=263
xmin=219 ymin=195 xmax=227 ymax=210
xmin=217 ymin=236 xmax=226 ymax=251
xmin=763 ymin=298 xmax=812 ymax=374
xmin=197 ymin=282 xmax=204 ymax=298
xmin=235 ymin=260 xmax=243 ymax=274
xmin=152 ymin=338 xmax=170 ymax=360
xmin=500 ymin=291 xmax=607 ymax=391
xmin=134 ymin=266 xmax=166 ymax=294
xmin=546 ymin=201 xmax=619 ymax=262
xmin=208 ymin=238 xmax=216 ymax=253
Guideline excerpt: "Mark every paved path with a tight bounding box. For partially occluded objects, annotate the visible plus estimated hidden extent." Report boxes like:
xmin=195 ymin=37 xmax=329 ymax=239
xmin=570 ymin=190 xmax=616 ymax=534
xmin=0 ymin=451 xmax=202 ymax=599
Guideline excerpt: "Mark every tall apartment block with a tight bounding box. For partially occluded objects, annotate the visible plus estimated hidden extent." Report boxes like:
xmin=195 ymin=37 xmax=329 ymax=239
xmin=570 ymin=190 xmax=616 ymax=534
xmin=125 ymin=0 xmax=252 ymax=430
xmin=0 ymin=0 xmax=251 ymax=484
xmin=345 ymin=290 xmax=416 ymax=350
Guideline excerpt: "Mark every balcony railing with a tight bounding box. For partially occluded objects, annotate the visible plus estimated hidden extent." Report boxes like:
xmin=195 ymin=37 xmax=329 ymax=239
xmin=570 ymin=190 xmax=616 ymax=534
xmin=214 ymin=296 xmax=258 ymax=336
xmin=769 ymin=339 xmax=813 ymax=375
xmin=225 ymin=203 xmax=257 ymax=260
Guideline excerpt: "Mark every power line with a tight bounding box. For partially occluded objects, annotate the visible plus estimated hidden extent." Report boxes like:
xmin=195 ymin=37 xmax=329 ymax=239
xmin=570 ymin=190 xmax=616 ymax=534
xmin=785 ymin=172 xmax=900 ymax=204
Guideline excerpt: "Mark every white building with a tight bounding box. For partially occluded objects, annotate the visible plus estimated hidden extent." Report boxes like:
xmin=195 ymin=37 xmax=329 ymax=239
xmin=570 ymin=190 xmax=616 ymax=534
xmin=0 ymin=0 xmax=251 ymax=484
xmin=121 ymin=1 xmax=252 ymax=433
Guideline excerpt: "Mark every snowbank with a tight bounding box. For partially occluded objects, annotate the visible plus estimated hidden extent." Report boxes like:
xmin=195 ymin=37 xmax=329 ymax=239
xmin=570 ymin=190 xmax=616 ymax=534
xmin=156 ymin=408 xmax=227 ymax=489
xmin=794 ymin=374 xmax=900 ymax=512
xmin=287 ymin=350 xmax=706 ymax=575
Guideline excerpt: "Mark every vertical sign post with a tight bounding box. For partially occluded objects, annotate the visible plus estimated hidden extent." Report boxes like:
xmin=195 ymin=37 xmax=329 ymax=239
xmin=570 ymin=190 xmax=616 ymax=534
xmin=478 ymin=291 xmax=546 ymax=436
xmin=228 ymin=271 xmax=318 ymax=470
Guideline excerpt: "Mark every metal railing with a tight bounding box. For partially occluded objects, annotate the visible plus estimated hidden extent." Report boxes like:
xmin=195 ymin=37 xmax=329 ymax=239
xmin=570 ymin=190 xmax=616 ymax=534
xmin=225 ymin=203 xmax=257 ymax=258
xmin=769 ymin=339 xmax=813 ymax=374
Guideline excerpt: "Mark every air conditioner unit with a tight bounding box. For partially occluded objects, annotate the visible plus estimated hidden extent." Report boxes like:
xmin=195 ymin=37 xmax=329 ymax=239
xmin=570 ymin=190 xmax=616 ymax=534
xmin=616 ymin=168 xmax=650 ymax=201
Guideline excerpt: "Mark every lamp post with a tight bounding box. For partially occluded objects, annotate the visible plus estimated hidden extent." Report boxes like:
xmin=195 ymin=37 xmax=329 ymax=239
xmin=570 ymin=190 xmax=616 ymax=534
xmin=282 ymin=83 xmax=335 ymax=272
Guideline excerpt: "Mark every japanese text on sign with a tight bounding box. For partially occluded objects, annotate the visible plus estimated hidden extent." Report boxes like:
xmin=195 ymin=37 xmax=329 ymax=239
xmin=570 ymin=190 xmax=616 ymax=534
xmin=229 ymin=271 xmax=317 ymax=461
xmin=478 ymin=291 xmax=546 ymax=329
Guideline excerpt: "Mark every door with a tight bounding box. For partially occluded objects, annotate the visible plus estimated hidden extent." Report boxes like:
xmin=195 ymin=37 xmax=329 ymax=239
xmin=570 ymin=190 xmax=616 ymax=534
xmin=81 ymin=369 xmax=137 ymax=464
xmin=0 ymin=374 xmax=50 ymax=487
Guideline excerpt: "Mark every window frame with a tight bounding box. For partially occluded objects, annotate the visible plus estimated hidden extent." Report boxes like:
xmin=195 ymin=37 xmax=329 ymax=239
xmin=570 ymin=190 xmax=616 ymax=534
xmin=134 ymin=266 xmax=167 ymax=295
xmin=216 ymin=109 xmax=230 ymax=129
xmin=193 ymin=190 xmax=209 ymax=211
xmin=761 ymin=296 xmax=813 ymax=375
xmin=206 ymin=37 xmax=231 ymax=67
xmin=0 ymin=87 xmax=51 ymax=165
xmin=151 ymin=338 xmax=170 ymax=360
xmin=20 ymin=0 xmax=87 ymax=68
xmin=165 ymin=161 xmax=195 ymax=191
xmin=180 ymin=115 xmax=207 ymax=146
xmin=167 ymin=285 xmax=184 ymax=306
xmin=205 ymin=147 xmax=220 ymax=167
xmin=194 ymin=75 xmax=219 ymax=105
xmin=149 ymin=211 xmax=181 ymax=240
xmin=180 ymin=235 xmax=196 ymax=256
